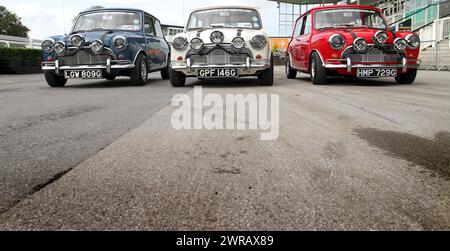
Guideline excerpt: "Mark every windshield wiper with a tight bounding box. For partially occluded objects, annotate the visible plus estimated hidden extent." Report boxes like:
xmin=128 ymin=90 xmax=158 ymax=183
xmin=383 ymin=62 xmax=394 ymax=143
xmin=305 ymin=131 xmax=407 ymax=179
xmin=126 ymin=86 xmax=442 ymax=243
xmin=69 ymin=30 xmax=86 ymax=35
xmin=71 ymin=28 xmax=115 ymax=34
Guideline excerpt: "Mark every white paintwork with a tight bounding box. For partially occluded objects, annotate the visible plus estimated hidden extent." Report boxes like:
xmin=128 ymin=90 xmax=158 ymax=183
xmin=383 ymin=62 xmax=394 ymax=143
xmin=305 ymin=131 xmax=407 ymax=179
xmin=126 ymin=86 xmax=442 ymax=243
xmin=170 ymin=6 xmax=271 ymax=76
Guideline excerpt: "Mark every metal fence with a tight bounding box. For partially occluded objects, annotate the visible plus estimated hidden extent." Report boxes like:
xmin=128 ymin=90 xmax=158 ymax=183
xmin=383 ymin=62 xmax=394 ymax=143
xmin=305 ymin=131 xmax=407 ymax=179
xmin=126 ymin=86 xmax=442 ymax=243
xmin=419 ymin=39 xmax=450 ymax=70
xmin=0 ymin=35 xmax=42 ymax=49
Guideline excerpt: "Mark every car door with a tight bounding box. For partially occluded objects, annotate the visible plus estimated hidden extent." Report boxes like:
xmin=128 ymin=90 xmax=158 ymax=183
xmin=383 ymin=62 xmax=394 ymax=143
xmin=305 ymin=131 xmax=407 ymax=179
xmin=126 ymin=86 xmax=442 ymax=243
xmin=144 ymin=15 xmax=161 ymax=69
xmin=154 ymin=19 xmax=169 ymax=68
xmin=297 ymin=14 xmax=312 ymax=70
xmin=289 ymin=17 xmax=304 ymax=69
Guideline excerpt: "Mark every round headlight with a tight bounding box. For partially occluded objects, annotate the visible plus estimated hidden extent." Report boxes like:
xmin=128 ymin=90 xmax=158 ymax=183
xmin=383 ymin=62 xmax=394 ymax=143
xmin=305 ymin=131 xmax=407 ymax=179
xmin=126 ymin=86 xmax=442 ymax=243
xmin=231 ymin=37 xmax=245 ymax=49
xmin=42 ymin=39 xmax=55 ymax=53
xmin=250 ymin=35 xmax=267 ymax=49
xmin=53 ymin=41 xmax=66 ymax=55
xmin=405 ymin=34 xmax=420 ymax=49
xmin=353 ymin=38 xmax=368 ymax=52
xmin=172 ymin=36 xmax=188 ymax=51
xmin=113 ymin=35 xmax=128 ymax=51
xmin=71 ymin=34 xmax=84 ymax=47
xmin=328 ymin=34 xmax=345 ymax=50
xmin=190 ymin=38 xmax=204 ymax=50
xmin=90 ymin=40 xmax=103 ymax=54
xmin=394 ymin=38 xmax=408 ymax=51
xmin=210 ymin=31 xmax=224 ymax=44
xmin=374 ymin=31 xmax=388 ymax=44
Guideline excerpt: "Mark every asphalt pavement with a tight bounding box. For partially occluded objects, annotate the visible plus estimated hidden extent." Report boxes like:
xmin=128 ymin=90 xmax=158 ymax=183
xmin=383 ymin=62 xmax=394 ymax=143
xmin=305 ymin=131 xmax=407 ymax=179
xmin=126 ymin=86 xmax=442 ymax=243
xmin=0 ymin=68 xmax=449 ymax=230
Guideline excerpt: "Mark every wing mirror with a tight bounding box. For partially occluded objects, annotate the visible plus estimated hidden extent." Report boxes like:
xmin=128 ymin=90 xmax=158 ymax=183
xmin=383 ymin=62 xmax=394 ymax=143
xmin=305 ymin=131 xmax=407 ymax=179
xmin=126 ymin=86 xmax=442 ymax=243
xmin=388 ymin=25 xmax=396 ymax=32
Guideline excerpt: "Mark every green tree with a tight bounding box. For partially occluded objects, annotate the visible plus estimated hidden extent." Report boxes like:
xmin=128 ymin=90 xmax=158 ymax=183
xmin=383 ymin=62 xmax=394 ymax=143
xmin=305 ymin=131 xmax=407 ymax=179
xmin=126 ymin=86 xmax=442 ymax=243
xmin=0 ymin=5 xmax=30 ymax=37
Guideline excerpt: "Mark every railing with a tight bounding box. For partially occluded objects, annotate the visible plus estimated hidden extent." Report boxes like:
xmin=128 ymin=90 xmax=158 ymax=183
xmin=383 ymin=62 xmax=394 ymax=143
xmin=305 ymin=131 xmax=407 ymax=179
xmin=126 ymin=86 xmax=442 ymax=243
xmin=417 ymin=16 xmax=450 ymax=43
xmin=419 ymin=39 xmax=450 ymax=70
xmin=387 ymin=0 xmax=449 ymax=31
xmin=0 ymin=35 xmax=42 ymax=49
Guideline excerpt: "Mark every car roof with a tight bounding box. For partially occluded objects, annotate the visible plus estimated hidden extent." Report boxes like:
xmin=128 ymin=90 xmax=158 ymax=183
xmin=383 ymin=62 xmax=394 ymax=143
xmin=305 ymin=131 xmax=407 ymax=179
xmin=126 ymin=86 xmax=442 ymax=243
xmin=79 ymin=8 xmax=159 ymax=21
xmin=308 ymin=4 xmax=381 ymax=13
xmin=191 ymin=5 xmax=260 ymax=12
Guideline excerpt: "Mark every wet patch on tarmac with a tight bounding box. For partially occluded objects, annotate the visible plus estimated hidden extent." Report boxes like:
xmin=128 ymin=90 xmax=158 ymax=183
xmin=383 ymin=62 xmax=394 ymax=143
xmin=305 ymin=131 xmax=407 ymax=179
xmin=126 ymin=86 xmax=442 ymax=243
xmin=213 ymin=166 xmax=242 ymax=175
xmin=354 ymin=128 xmax=450 ymax=179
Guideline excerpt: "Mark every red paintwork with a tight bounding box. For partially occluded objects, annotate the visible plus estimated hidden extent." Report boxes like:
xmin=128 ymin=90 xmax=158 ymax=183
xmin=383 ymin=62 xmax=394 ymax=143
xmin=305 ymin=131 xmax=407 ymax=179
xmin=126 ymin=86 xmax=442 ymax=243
xmin=287 ymin=5 xmax=420 ymax=75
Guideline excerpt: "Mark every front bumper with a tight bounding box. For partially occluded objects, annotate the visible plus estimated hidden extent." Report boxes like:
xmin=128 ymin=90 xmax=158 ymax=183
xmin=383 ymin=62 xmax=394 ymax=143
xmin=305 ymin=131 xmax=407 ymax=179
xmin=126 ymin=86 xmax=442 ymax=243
xmin=41 ymin=59 xmax=135 ymax=74
xmin=170 ymin=57 xmax=270 ymax=72
xmin=323 ymin=57 xmax=421 ymax=73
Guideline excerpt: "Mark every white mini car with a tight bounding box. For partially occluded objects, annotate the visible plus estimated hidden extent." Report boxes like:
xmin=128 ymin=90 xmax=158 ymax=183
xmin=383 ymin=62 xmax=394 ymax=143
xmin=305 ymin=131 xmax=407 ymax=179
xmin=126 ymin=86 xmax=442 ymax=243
xmin=169 ymin=6 xmax=273 ymax=87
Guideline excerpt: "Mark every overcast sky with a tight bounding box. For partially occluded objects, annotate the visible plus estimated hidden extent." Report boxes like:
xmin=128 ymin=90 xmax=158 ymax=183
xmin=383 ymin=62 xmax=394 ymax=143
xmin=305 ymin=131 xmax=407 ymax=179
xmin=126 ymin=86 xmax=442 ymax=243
xmin=2 ymin=0 xmax=280 ymax=39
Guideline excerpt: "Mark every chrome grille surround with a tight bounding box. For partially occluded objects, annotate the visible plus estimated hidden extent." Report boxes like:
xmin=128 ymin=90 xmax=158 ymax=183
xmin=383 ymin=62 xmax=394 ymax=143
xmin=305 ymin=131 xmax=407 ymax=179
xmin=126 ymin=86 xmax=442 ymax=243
xmin=58 ymin=49 xmax=112 ymax=66
xmin=187 ymin=44 xmax=252 ymax=65
xmin=190 ymin=49 xmax=248 ymax=65
xmin=342 ymin=46 xmax=403 ymax=63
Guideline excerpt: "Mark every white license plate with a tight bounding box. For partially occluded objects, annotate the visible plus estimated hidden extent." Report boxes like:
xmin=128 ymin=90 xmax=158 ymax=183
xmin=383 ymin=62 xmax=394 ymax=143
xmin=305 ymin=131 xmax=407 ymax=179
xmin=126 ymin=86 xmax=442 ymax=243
xmin=198 ymin=69 xmax=238 ymax=78
xmin=357 ymin=68 xmax=397 ymax=78
xmin=64 ymin=70 xmax=102 ymax=79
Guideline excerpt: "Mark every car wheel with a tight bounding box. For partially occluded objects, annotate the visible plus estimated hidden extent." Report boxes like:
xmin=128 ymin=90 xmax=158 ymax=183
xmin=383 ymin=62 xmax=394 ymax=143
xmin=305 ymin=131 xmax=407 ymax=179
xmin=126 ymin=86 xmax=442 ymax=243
xmin=105 ymin=76 xmax=116 ymax=81
xmin=169 ymin=68 xmax=186 ymax=87
xmin=310 ymin=52 xmax=327 ymax=85
xmin=130 ymin=54 xmax=148 ymax=86
xmin=160 ymin=63 xmax=170 ymax=80
xmin=259 ymin=55 xmax=274 ymax=86
xmin=395 ymin=69 xmax=417 ymax=85
xmin=44 ymin=72 xmax=67 ymax=87
xmin=285 ymin=56 xmax=297 ymax=79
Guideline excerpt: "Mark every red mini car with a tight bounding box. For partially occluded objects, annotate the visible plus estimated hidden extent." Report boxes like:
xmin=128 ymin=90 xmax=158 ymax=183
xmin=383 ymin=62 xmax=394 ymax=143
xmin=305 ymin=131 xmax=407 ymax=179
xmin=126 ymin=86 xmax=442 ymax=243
xmin=285 ymin=5 xmax=421 ymax=85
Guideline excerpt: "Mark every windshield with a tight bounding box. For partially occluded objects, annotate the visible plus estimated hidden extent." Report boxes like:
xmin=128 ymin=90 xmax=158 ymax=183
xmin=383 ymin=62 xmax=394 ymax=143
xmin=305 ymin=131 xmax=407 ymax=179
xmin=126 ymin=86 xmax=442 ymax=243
xmin=73 ymin=11 xmax=141 ymax=33
xmin=315 ymin=9 xmax=387 ymax=29
xmin=187 ymin=8 xmax=261 ymax=30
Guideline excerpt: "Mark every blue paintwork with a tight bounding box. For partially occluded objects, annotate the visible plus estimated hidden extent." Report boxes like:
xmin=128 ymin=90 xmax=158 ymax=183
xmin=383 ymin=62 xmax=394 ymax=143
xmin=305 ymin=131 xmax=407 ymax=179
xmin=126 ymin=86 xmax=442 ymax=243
xmin=42 ymin=8 xmax=169 ymax=74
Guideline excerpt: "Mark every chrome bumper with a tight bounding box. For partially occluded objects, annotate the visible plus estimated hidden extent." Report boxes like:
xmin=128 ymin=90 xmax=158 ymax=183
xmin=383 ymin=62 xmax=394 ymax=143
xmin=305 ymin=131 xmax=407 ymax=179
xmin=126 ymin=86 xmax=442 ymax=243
xmin=170 ymin=57 xmax=270 ymax=71
xmin=323 ymin=57 xmax=421 ymax=73
xmin=41 ymin=59 xmax=135 ymax=74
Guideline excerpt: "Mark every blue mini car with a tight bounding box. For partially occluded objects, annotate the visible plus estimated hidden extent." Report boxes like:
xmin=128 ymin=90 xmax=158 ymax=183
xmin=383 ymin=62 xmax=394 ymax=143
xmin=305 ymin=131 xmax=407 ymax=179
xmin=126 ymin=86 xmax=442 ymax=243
xmin=41 ymin=8 xmax=170 ymax=87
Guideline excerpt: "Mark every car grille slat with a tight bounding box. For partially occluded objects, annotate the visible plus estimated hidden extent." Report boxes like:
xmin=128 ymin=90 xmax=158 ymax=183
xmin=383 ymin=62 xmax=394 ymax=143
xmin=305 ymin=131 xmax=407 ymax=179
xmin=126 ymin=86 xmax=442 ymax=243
xmin=59 ymin=50 xmax=111 ymax=66
xmin=346 ymin=48 xmax=402 ymax=63
xmin=190 ymin=48 xmax=248 ymax=65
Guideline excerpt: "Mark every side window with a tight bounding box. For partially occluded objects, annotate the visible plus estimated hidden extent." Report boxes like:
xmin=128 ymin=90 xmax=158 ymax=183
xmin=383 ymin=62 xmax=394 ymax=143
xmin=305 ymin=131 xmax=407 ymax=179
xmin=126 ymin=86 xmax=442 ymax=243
xmin=144 ymin=16 xmax=155 ymax=36
xmin=154 ymin=20 xmax=164 ymax=38
xmin=303 ymin=15 xmax=312 ymax=35
xmin=293 ymin=18 xmax=302 ymax=37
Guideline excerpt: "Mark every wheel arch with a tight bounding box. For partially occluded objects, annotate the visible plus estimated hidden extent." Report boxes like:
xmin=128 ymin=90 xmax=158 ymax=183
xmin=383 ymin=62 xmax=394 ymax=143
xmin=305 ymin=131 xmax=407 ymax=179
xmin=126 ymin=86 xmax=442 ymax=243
xmin=308 ymin=49 xmax=325 ymax=72
xmin=133 ymin=50 xmax=148 ymax=66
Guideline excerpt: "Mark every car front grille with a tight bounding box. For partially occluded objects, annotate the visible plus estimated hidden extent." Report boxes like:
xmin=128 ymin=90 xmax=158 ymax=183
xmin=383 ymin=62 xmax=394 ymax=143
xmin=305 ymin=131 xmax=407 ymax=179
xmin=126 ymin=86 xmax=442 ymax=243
xmin=58 ymin=50 xmax=111 ymax=66
xmin=345 ymin=48 xmax=402 ymax=63
xmin=189 ymin=48 xmax=249 ymax=65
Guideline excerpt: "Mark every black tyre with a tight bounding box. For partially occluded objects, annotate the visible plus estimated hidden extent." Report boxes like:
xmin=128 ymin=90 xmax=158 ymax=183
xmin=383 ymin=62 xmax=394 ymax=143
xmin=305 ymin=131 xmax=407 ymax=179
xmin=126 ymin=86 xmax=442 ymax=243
xmin=161 ymin=63 xmax=170 ymax=80
xmin=395 ymin=69 xmax=417 ymax=85
xmin=285 ymin=56 xmax=297 ymax=79
xmin=44 ymin=71 xmax=67 ymax=87
xmin=259 ymin=55 xmax=274 ymax=86
xmin=169 ymin=68 xmax=186 ymax=87
xmin=130 ymin=54 xmax=148 ymax=86
xmin=310 ymin=52 xmax=327 ymax=85
xmin=105 ymin=76 xmax=116 ymax=81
